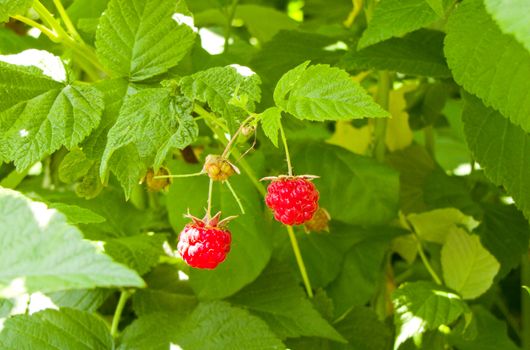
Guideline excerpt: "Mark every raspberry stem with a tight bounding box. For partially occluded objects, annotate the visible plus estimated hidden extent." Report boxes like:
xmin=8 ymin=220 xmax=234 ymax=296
xmin=153 ymin=171 xmax=204 ymax=179
xmin=221 ymin=114 xmax=255 ymax=159
xmin=111 ymin=290 xmax=130 ymax=337
xmin=225 ymin=179 xmax=245 ymax=214
xmin=207 ymin=178 xmax=214 ymax=218
xmin=287 ymin=225 xmax=314 ymax=298
xmin=279 ymin=123 xmax=293 ymax=176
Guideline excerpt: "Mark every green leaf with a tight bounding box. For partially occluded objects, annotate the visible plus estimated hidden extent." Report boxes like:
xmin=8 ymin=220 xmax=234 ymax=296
xmin=58 ymin=149 xmax=94 ymax=183
xmin=292 ymin=142 xmax=399 ymax=226
xmin=230 ymin=260 xmax=346 ymax=342
xmin=476 ymin=204 xmax=530 ymax=279
xmin=0 ymin=308 xmax=113 ymax=349
xmin=445 ymin=0 xmax=530 ymax=134
xmin=95 ymin=0 xmax=196 ymax=81
xmin=485 ymin=0 xmax=530 ymax=53
xmin=118 ymin=312 xmax=183 ymax=350
xmin=387 ymin=144 xmax=436 ymax=214
xmin=448 ymin=306 xmax=519 ymax=350
xmin=0 ymin=189 xmax=144 ymax=297
xmin=0 ymin=299 xmax=13 ymax=318
xmin=407 ymin=208 xmax=478 ymax=244
xmin=274 ymin=62 xmax=389 ymax=121
xmin=119 ymin=301 xmax=285 ymax=350
xmin=132 ymin=265 xmax=198 ymax=317
xmin=0 ymin=0 xmax=32 ymax=22
xmin=341 ymin=29 xmax=450 ymax=77
xmin=47 ymin=289 xmax=112 ymax=312
xmin=82 ymin=78 xmax=128 ymax=161
xmin=0 ymin=62 xmax=104 ymax=170
xmin=100 ymin=87 xmax=198 ymax=197
xmin=176 ymin=301 xmax=285 ymax=349
xmin=425 ymin=0 xmax=444 ymax=17
xmin=392 ymin=281 xmax=467 ymax=349
xmin=0 ymin=27 xmax=46 ymax=54
xmin=105 ymin=234 xmax=166 ymax=275
xmin=250 ymin=30 xmax=344 ymax=89
xmin=358 ymin=0 xmax=445 ymax=49
xmin=462 ymin=94 xmax=530 ymax=219
xmin=333 ymin=306 xmax=393 ymax=350
xmin=327 ymin=238 xmax=391 ymax=317
xmin=235 ymin=4 xmax=298 ymax=42
xmin=524 ymin=286 xmax=530 ymax=295
xmin=48 ymin=202 xmax=106 ymax=225
xmin=259 ymin=106 xmax=282 ymax=147
xmin=180 ymin=66 xmax=261 ymax=131
xmin=441 ymin=228 xmax=499 ymax=300
xmin=166 ymin=162 xmax=272 ymax=299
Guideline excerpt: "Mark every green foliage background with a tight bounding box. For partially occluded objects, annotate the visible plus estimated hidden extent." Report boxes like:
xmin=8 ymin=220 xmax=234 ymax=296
xmin=0 ymin=0 xmax=529 ymax=349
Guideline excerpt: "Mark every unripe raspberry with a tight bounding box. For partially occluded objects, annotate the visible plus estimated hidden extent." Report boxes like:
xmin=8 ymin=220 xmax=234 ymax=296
xmin=265 ymin=176 xmax=319 ymax=226
xmin=144 ymin=167 xmax=171 ymax=192
xmin=177 ymin=213 xmax=233 ymax=269
xmin=203 ymin=155 xmax=239 ymax=181
xmin=304 ymin=207 xmax=331 ymax=233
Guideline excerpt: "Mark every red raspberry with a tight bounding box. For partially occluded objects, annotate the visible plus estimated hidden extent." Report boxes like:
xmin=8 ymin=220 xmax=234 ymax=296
xmin=265 ymin=176 xmax=319 ymax=225
xmin=177 ymin=213 xmax=232 ymax=269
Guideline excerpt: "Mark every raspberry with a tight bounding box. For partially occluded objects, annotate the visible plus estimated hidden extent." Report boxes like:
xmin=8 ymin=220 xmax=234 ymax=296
xmin=265 ymin=176 xmax=319 ymax=225
xmin=203 ymin=154 xmax=239 ymax=181
xmin=304 ymin=207 xmax=331 ymax=233
xmin=177 ymin=213 xmax=232 ymax=269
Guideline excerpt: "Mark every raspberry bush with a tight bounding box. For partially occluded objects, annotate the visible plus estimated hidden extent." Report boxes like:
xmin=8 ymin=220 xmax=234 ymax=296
xmin=0 ymin=0 xmax=529 ymax=349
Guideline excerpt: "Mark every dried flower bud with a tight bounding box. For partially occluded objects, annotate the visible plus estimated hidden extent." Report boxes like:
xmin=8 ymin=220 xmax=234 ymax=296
xmin=203 ymin=155 xmax=239 ymax=181
xmin=144 ymin=167 xmax=172 ymax=192
xmin=304 ymin=207 xmax=331 ymax=233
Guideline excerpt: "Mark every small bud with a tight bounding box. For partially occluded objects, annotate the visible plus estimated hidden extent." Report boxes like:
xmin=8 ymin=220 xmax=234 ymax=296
xmin=304 ymin=208 xmax=331 ymax=233
xmin=203 ymin=155 xmax=239 ymax=181
xmin=144 ymin=167 xmax=172 ymax=192
xmin=241 ymin=124 xmax=256 ymax=137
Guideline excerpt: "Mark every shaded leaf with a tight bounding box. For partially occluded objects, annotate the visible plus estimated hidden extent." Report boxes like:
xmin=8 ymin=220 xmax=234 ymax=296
xmin=445 ymin=0 xmax=530 ymax=133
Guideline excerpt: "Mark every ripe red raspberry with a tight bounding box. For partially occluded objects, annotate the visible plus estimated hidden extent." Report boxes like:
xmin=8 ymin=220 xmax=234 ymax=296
xmin=177 ymin=213 xmax=233 ymax=269
xmin=265 ymin=176 xmax=319 ymax=225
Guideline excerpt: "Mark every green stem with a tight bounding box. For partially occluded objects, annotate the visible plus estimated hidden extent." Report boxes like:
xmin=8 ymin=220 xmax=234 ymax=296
xmin=207 ymin=178 xmax=214 ymax=218
xmin=522 ymin=252 xmax=530 ymax=350
xmin=416 ymin=238 xmax=442 ymax=285
xmin=52 ymin=0 xmax=84 ymax=43
xmin=424 ymin=125 xmax=435 ymax=158
xmin=0 ymin=167 xmax=30 ymax=189
xmin=287 ymin=225 xmax=314 ymax=298
xmin=12 ymin=15 xmax=59 ymax=41
xmin=32 ymin=0 xmax=108 ymax=75
xmin=373 ymin=71 xmax=391 ymax=162
xmin=344 ymin=0 xmax=363 ymax=28
xmin=223 ymin=0 xmax=239 ymax=52
xmin=225 ymin=179 xmax=245 ymax=214
xmin=154 ymin=171 xmax=204 ymax=179
xmin=279 ymin=123 xmax=293 ymax=176
xmin=111 ymin=290 xmax=130 ymax=338
xmin=221 ymin=114 xmax=255 ymax=159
